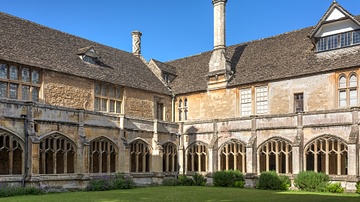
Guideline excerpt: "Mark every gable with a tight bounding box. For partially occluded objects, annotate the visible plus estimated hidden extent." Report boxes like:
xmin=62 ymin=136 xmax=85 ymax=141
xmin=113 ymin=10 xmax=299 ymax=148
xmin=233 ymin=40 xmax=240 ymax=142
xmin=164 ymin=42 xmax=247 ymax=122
xmin=325 ymin=7 xmax=345 ymax=21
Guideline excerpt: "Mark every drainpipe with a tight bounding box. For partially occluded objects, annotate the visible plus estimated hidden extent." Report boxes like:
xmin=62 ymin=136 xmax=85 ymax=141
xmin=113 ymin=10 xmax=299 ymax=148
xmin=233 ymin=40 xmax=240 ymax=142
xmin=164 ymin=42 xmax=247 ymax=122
xmin=171 ymin=95 xmax=175 ymax=122
xmin=21 ymin=115 xmax=29 ymax=187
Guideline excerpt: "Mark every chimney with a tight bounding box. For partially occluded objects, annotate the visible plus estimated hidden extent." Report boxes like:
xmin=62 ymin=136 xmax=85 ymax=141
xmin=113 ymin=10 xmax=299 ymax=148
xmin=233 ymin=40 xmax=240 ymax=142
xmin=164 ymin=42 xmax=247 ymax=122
xmin=208 ymin=0 xmax=232 ymax=90
xmin=132 ymin=30 xmax=142 ymax=56
xmin=213 ymin=0 xmax=226 ymax=51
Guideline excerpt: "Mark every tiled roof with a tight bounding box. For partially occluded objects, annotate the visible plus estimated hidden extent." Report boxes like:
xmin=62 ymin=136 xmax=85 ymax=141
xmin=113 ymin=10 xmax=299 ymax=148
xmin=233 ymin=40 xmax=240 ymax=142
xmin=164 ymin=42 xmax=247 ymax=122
xmin=152 ymin=59 xmax=177 ymax=75
xmin=0 ymin=12 xmax=171 ymax=95
xmin=168 ymin=16 xmax=360 ymax=95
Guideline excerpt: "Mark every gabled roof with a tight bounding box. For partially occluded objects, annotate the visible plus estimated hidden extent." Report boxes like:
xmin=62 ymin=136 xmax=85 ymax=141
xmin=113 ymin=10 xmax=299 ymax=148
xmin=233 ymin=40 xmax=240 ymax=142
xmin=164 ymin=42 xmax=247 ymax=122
xmin=168 ymin=15 xmax=360 ymax=95
xmin=0 ymin=12 xmax=170 ymax=95
xmin=309 ymin=1 xmax=360 ymax=38
xmin=152 ymin=59 xmax=177 ymax=75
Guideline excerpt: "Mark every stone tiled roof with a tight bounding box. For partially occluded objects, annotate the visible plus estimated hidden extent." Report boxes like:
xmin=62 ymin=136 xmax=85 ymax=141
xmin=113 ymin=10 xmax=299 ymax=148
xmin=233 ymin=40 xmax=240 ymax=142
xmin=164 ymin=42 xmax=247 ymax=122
xmin=168 ymin=16 xmax=360 ymax=95
xmin=152 ymin=59 xmax=177 ymax=75
xmin=0 ymin=12 xmax=170 ymax=95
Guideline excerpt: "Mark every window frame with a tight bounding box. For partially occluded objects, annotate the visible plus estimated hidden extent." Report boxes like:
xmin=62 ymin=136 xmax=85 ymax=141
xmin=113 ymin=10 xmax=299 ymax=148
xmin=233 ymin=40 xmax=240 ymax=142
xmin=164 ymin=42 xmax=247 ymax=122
xmin=337 ymin=73 xmax=358 ymax=108
xmin=316 ymin=29 xmax=360 ymax=52
xmin=0 ymin=62 xmax=41 ymax=102
xmin=94 ymin=82 xmax=122 ymax=113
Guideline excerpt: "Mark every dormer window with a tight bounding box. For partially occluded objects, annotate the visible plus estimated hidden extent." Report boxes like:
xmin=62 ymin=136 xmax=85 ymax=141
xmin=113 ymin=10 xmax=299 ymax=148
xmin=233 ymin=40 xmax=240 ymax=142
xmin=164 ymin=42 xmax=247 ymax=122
xmin=317 ymin=30 xmax=360 ymax=52
xmin=310 ymin=2 xmax=360 ymax=53
xmin=77 ymin=46 xmax=100 ymax=65
xmin=163 ymin=73 xmax=170 ymax=83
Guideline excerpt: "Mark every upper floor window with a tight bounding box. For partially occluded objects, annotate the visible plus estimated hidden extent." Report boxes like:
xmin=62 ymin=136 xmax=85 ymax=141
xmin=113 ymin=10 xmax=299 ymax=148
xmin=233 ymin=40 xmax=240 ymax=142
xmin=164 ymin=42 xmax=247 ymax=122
xmin=240 ymin=88 xmax=252 ymax=116
xmin=240 ymin=85 xmax=268 ymax=116
xmin=178 ymin=97 xmax=188 ymax=121
xmin=294 ymin=93 xmax=304 ymax=112
xmin=338 ymin=73 xmax=357 ymax=108
xmin=94 ymin=83 xmax=122 ymax=113
xmin=255 ymin=86 xmax=268 ymax=114
xmin=156 ymin=102 xmax=164 ymax=120
xmin=0 ymin=63 xmax=41 ymax=101
xmin=317 ymin=30 xmax=360 ymax=52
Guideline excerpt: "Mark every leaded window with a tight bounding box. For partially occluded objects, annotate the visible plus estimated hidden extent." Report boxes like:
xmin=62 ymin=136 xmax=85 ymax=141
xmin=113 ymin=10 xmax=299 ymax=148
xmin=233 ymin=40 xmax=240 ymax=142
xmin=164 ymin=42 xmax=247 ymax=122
xmin=39 ymin=134 xmax=76 ymax=174
xmin=305 ymin=136 xmax=348 ymax=175
xmin=338 ymin=73 xmax=357 ymax=108
xmin=317 ymin=30 xmax=360 ymax=52
xmin=177 ymin=97 xmax=189 ymax=121
xmin=240 ymin=88 xmax=252 ymax=116
xmin=0 ymin=63 xmax=41 ymax=101
xmin=256 ymin=86 xmax=268 ymax=114
xmin=90 ymin=137 xmax=117 ymax=173
xmin=94 ymin=83 xmax=122 ymax=113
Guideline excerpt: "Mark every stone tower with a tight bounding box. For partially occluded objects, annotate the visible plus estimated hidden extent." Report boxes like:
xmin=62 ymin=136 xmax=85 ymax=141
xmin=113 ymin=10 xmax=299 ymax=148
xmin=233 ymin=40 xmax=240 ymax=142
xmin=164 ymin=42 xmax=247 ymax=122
xmin=208 ymin=0 xmax=232 ymax=90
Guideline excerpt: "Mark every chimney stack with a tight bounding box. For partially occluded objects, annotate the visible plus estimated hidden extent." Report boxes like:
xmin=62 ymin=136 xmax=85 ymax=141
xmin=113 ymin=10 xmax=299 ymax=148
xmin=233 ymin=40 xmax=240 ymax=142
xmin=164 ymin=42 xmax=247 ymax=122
xmin=132 ymin=30 xmax=142 ymax=56
xmin=208 ymin=0 xmax=231 ymax=90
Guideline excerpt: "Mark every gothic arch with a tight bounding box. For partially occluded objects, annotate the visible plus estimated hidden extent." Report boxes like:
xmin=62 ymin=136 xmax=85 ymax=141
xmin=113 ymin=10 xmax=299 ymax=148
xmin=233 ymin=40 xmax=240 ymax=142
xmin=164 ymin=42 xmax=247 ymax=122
xmin=304 ymin=134 xmax=348 ymax=175
xmin=186 ymin=141 xmax=208 ymax=172
xmin=89 ymin=136 xmax=118 ymax=173
xmin=257 ymin=137 xmax=293 ymax=174
xmin=0 ymin=127 xmax=24 ymax=175
xmin=218 ymin=139 xmax=246 ymax=172
xmin=38 ymin=131 xmax=76 ymax=174
xmin=162 ymin=142 xmax=178 ymax=172
xmin=129 ymin=139 xmax=151 ymax=172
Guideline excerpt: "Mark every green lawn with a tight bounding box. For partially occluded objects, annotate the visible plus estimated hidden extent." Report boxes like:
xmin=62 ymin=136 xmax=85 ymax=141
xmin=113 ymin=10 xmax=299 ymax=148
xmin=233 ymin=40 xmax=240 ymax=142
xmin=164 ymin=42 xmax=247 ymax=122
xmin=0 ymin=186 xmax=359 ymax=202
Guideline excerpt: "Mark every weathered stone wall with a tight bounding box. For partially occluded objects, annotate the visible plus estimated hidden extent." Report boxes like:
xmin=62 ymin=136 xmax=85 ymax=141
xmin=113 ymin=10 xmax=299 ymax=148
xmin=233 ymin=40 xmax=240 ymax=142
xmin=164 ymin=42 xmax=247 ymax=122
xmin=176 ymin=88 xmax=238 ymax=121
xmin=124 ymin=87 xmax=172 ymax=121
xmin=269 ymin=73 xmax=335 ymax=113
xmin=43 ymin=70 xmax=93 ymax=110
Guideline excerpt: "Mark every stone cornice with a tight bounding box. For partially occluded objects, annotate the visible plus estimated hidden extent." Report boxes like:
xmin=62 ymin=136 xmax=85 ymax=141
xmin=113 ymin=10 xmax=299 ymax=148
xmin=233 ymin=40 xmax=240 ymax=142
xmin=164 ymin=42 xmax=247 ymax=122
xmin=212 ymin=0 xmax=227 ymax=5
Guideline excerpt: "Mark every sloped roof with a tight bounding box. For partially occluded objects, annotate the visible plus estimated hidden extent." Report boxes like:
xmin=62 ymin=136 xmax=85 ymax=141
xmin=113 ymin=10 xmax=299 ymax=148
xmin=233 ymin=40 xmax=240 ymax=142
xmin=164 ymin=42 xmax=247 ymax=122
xmin=152 ymin=59 xmax=177 ymax=75
xmin=168 ymin=16 xmax=360 ymax=95
xmin=0 ymin=12 xmax=170 ymax=95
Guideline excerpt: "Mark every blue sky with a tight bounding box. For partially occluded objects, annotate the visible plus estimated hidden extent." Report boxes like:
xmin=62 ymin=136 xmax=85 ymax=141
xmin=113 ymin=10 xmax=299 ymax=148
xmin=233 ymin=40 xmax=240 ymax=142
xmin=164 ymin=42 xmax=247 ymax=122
xmin=1 ymin=1 xmax=360 ymax=62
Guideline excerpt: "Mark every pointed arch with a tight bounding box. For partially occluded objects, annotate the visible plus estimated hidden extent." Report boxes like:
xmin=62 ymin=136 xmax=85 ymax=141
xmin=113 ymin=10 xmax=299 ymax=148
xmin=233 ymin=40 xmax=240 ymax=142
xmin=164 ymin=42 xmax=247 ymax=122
xmin=89 ymin=136 xmax=118 ymax=173
xmin=186 ymin=141 xmax=208 ymax=172
xmin=162 ymin=142 xmax=178 ymax=172
xmin=129 ymin=139 xmax=151 ymax=172
xmin=257 ymin=137 xmax=293 ymax=174
xmin=304 ymin=134 xmax=348 ymax=175
xmin=218 ymin=139 xmax=246 ymax=172
xmin=38 ymin=131 xmax=76 ymax=174
xmin=0 ymin=127 xmax=24 ymax=175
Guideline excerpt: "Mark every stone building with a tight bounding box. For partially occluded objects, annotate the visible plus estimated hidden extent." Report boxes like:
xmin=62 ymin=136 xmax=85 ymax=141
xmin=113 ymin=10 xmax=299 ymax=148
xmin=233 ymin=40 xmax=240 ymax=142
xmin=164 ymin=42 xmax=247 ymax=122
xmin=0 ymin=1 xmax=360 ymax=190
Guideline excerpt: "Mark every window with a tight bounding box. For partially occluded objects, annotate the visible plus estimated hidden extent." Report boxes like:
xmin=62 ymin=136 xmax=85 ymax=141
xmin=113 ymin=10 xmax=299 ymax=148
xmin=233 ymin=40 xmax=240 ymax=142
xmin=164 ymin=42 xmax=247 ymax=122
xmin=162 ymin=143 xmax=178 ymax=172
xmin=258 ymin=138 xmax=292 ymax=174
xmin=256 ymin=86 xmax=268 ymax=114
xmin=317 ymin=30 xmax=360 ymax=52
xmin=39 ymin=134 xmax=75 ymax=174
xmin=163 ymin=73 xmax=170 ymax=83
xmin=94 ymin=83 xmax=122 ymax=113
xmin=90 ymin=137 xmax=117 ymax=173
xmin=0 ymin=131 xmax=23 ymax=175
xmin=130 ymin=140 xmax=151 ymax=172
xmin=338 ymin=73 xmax=357 ymax=108
xmin=0 ymin=63 xmax=41 ymax=101
xmin=240 ymin=88 xmax=252 ymax=116
xmin=178 ymin=97 xmax=189 ymax=121
xmin=294 ymin=93 xmax=304 ymax=112
xmin=187 ymin=142 xmax=208 ymax=172
xmin=156 ymin=102 xmax=164 ymax=120
xmin=305 ymin=135 xmax=348 ymax=175
xmin=219 ymin=140 xmax=246 ymax=172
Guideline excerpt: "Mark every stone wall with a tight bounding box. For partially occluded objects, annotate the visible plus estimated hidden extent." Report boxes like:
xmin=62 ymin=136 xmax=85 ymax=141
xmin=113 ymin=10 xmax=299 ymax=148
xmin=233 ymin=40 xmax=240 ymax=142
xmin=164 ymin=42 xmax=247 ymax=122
xmin=124 ymin=87 xmax=172 ymax=121
xmin=43 ymin=70 xmax=93 ymax=110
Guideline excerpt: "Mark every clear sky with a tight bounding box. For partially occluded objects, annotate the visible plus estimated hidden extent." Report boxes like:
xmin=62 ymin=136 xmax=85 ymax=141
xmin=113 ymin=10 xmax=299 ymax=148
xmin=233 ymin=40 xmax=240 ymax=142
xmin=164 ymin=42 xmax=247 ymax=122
xmin=1 ymin=1 xmax=360 ymax=62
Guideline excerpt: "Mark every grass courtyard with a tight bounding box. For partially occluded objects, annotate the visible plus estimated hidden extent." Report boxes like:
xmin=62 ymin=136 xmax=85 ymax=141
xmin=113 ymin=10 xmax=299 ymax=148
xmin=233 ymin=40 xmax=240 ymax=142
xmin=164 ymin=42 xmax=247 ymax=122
xmin=0 ymin=186 xmax=358 ymax=202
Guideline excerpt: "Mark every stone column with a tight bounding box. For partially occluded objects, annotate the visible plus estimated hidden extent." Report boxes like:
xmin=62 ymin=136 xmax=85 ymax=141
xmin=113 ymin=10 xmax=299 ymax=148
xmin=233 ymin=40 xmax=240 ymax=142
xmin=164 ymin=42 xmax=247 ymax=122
xmin=151 ymin=120 xmax=162 ymax=172
xmin=292 ymin=112 xmax=304 ymax=174
xmin=118 ymin=115 xmax=128 ymax=172
xmin=348 ymin=107 xmax=359 ymax=176
xmin=132 ymin=30 xmax=142 ymax=57
xmin=246 ymin=115 xmax=258 ymax=174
